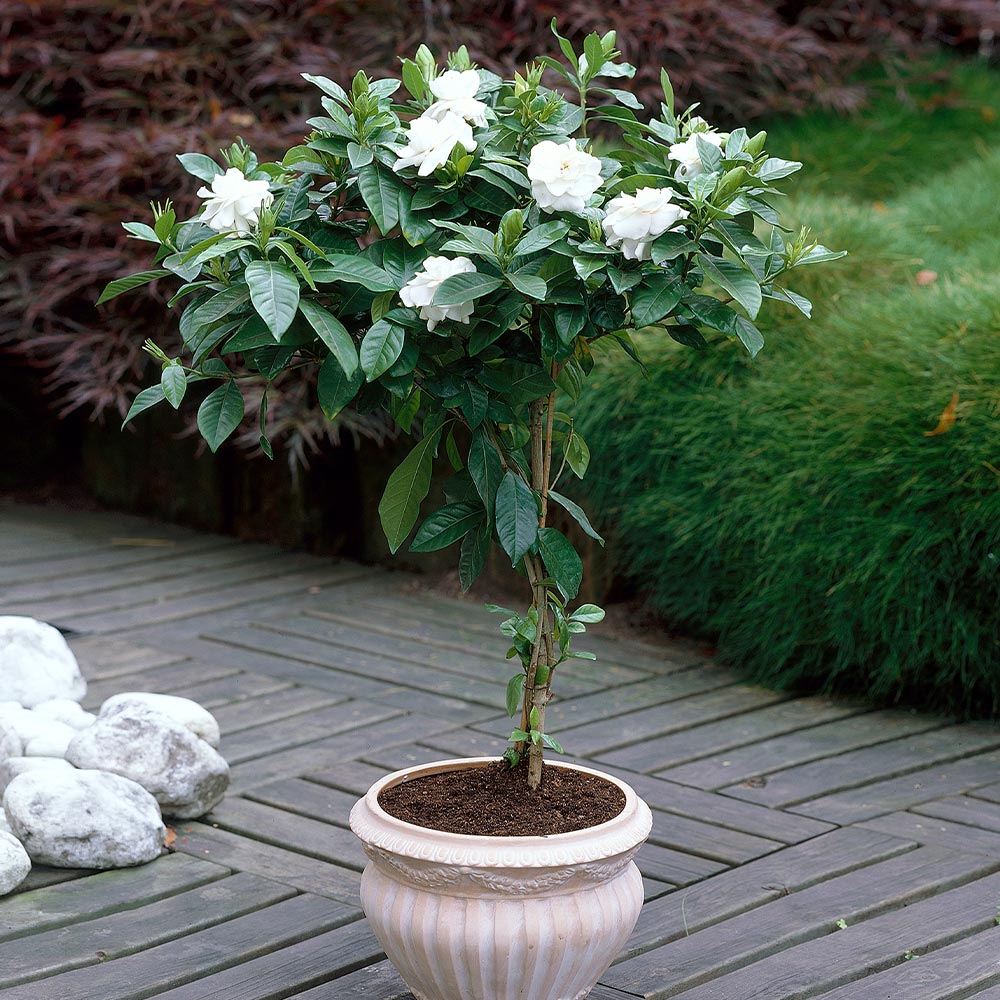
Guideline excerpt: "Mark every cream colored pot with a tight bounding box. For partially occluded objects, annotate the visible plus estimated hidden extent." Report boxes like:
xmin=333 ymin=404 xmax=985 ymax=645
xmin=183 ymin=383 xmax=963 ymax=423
xmin=349 ymin=756 xmax=652 ymax=1000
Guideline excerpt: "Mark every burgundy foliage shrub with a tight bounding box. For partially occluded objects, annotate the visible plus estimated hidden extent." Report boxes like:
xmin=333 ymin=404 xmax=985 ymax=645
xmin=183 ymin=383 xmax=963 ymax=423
xmin=2 ymin=0 xmax=995 ymax=457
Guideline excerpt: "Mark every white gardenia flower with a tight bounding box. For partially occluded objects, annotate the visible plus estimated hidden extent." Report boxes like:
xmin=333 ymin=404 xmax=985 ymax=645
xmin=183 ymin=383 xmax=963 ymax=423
xmin=527 ymin=139 xmax=604 ymax=215
xmin=668 ymin=130 xmax=726 ymax=180
xmin=399 ymin=256 xmax=477 ymax=331
xmin=197 ymin=168 xmax=273 ymax=235
xmin=425 ymin=70 xmax=489 ymax=127
xmin=602 ymin=187 xmax=690 ymax=261
xmin=392 ymin=112 xmax=477 ymax=177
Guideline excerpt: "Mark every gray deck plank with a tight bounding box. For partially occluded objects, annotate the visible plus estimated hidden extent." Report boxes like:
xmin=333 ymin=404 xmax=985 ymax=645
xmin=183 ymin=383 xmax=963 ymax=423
xmin=81 ymin=660 xmax=240 ymax=710
xmin=145 ymin=919 xmax=383 ymax=1000
xmin=654 ymin=708 xmax=946 ymax=790
xmin=813 ymin=928 xmax=1000 ymax=1000
xmin=206 ymin=796 xmax=366 ymax=869
xmin=618 ymin=827 xmax=915 ymax=962
xmin=789 ymin=748 xmax=1000 ymax=823
xmin=0 ymin=853 xmax=229 ymax=942
xmin=605 ymin=845 xmax=997 ymax=997
xmin=69 ymin=635 xmax=190 ymax=681
xmin=173 ymin=823 xmax=363 ymax=903
xmin=243 ymin=777 xmax=366 ymax=827
xmin=0 ymin=893 xmax=359 ymax=1000
xmin=164 ymin=673 xmax=296 ymax=710
xmin=915 ymin=794 xmax=1000 ymax=832
xmin=859 ymin=810 xmax=1000 ymax=856
xmin=723 ymin=723 xmax=1000 ymax=808
xmin=0 ymin=872 xmax=297 ymax=988
xmin=556 ymin=685 xmax=789 ymax=758
xmin=656 ymin=871 xmax=1000 ymax=1000
xmin=971 ymin=781 xmax=1000 ymax=804
xmin=211 ymin=686 xmax=346 ymax=734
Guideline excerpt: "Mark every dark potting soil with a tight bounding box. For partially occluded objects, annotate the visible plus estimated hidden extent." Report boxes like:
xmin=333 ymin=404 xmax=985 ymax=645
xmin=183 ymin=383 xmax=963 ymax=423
xmin=377 ymin=759 xmax=626 ymax=836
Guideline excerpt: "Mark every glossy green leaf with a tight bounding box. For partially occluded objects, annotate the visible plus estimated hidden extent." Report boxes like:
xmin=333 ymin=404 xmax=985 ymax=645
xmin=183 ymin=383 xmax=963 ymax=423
xmin=505 ymin=672 xmax=525 ymax=717
xmin=630 ymin=274 xmax=683 ymax=327
xmin=378 ymin=429 xmax=442 ymax=554
xmin=410 ymin=501 xmax=484 ymax=552
xmin=176 ymin=153 xmax=223 ymax=183
xmin=360 ymin=317 xmax=405 ymax=381
xmin=197 ymin=381 xmax=244 ymax=453
xmin=160 ymin=366 xmax=187 ymax=409
xmin=121 ymin=385 xmax=166 ymax=428
xmin=246 ymin=260 xmax=301 ymax=339
xmin=317 ymin=352 xmax=364 ymax=420
xmin=434 ymin=273 xmax=504 ymax=306
xmin=537 ymin=526 xmax=583 ymax=600
xmin=459 ymin=518 xmax=491 ymax=592
xmin=96 ymin=270 xmax=170 ymax=306
xmin=696 ymin=254 xmax=762 ymax=319
xmin=548 ymin=489 xmax=604 ymax=545
xmin=299 ymin=298 xmax=358 ymax=375
xmin=468 ymin=427 xmax=504 ymax=513
xmin=495 ymin=471 xmax=538 ymax=566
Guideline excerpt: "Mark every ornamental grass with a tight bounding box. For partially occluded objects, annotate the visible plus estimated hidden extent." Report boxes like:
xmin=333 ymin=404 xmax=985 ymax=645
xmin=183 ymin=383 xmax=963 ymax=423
xmin=574 ymin=71 xmax=1000 ymax=716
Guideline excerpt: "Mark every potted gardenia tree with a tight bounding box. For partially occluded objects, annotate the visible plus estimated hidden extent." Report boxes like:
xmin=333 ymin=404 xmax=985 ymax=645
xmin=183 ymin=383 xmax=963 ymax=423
xmin=101 ymin=24 xmax=842 ymax=1000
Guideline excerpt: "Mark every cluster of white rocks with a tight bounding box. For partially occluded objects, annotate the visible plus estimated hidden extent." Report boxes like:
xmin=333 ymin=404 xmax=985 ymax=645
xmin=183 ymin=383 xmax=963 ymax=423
xmin=0 ymin=617 xmax=229 ymax=895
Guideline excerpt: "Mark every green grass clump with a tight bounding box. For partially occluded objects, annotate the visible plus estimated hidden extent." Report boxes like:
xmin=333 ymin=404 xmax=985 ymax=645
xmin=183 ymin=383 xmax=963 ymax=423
xmin=576 ymin=62 xmax=1000 ymax=716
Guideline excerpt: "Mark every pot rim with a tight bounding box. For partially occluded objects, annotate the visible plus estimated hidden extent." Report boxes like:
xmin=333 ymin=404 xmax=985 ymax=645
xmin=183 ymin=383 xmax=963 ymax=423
xmin=350 ymin=755 xmax=652 ymax=857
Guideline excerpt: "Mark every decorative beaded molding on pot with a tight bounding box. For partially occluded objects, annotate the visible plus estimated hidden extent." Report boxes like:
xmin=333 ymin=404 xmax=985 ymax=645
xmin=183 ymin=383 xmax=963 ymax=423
xmin=349 ymin=757 xmax=653 ymax=873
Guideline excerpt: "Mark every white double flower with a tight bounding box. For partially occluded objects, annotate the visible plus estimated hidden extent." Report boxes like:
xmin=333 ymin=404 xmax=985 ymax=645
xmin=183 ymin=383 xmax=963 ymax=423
xmin=392 ymin=112 xmax=477 ymax=177
xmin=197 ymin=168 xmax=273 ymax=235
xmin=399 ymin=256 xmax=478 ymax=332
xmin=602 ymin=187 xmax=689 ymax=261
xmin=527 ymin=140 xmax=603 ymax=215
xmin=668 ymin=127 xmax=726 ymax=180
xmin=425 ymin=70 xmax=489 ymax=127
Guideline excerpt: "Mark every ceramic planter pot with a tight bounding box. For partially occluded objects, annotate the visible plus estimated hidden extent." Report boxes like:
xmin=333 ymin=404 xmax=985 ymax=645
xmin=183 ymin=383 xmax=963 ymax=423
xmin=349 ymin=756 xmax=652 ymax=1000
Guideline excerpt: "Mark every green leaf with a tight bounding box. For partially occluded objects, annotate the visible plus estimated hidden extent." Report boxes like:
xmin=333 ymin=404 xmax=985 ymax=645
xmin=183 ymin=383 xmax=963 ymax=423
xmin=537 ymin=527 xmax=583 ymax=600
xmin=459 ymin=518 xmax=491 ymax=592
xmin=122 ymin=222 xmax=160 ymax=243
xmin=299 ymin=299 xmax=358 ymax=375
xmin=630 ymin=274 xmax=683 ymax=327
xmin=360 ymin=317 xmax=405 ymax=381
xmin=734 ymin=316 xmax=765 ymax=358
xmin=378 ymin=430 xmax=442 ymax=554
xmin=197 ymin=381 xmax=244 ymax=453
xmin=310 ymin=256 xmax=397 ymax=292
xmin=160 ymin=366 xmax=187 ymax=409
xmin=570 ymin=603 xmax=605 ymax=624
xmin=548 ymin=489 xmax=604 ymax=545
xmin=246 ymin=261 xmax=301 ymax=339
xmin=540 ymin=733 xmax=565 ymax=753
xmin=512 ymin=221 xmax=569 ymax=257
xmin=697 ymin=254 xmax=762 ymax=319
xmin=757 ymin=157 xmax=802 ymax=182
xmin=301 ymin=73 xmax=350 ymax=104
xmin=357 ymin=163 xmax=403 ymax=235
xmin=507 ymin=272 xmax=548 ymax=300
xmin=565 ymin=432 xmax=591 ymax=479
xmin=460 ymin=382 xmax=489 ymax=429
xmin=505 ymin=673 xmax=525 ymax=717
xmin=317 ymin=352 xmax=364 ymax=420
xmin=468 ymin=427 xmax=504 ymax=512
xmin=434 ymin=273 xmax=504 ymax=306
xmin=176 ymin=153 xmax=222 ymax=183
xmin=410 ymin=501 xmax=484 ymax=552
xmin=121 ymin=385 xmax=166 ymax=428
xmin=188 ymin=283 xmax=252 ymax=331
xmin=495 ymin=471 xmax=538 ymax=567
xmin=96 ymin=270 xmax=170 ymax=306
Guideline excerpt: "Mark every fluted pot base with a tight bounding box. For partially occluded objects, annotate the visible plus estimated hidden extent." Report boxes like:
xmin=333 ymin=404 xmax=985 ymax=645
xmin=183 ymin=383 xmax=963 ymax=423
xmin=350 ymin=757 xmax=653 ymax=1000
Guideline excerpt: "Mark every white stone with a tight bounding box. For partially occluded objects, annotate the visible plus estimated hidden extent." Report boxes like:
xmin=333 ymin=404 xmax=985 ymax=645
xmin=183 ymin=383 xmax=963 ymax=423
xmin=0 ymin=807 xmax=11 ymax=835
xmin=3 ymin=768 xmax=164 ymax=869
xmin=0 ymin=756 xmax=76 ymax=794
xmin=0 ymin=830 xmax=30 ymax=895
xmin=66 ymin=704 xmax=228 ymax=819
xmin=0 ymin=723 xmax=21 ymax=762
xmin=0 ymin=708 xmax=75 ymax=759
xmin=32 ymin=699 xmax=97 ymax=731
xmin=101 ymin=693 xmax=220 ymax=748
xmin=0 ymin=617 xmax=86 ymax=708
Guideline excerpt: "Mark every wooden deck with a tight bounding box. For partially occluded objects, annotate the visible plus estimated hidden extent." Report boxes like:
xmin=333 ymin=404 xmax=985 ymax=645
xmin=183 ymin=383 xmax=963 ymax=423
xmin=1 ymin=499 xmax=999 ymax=999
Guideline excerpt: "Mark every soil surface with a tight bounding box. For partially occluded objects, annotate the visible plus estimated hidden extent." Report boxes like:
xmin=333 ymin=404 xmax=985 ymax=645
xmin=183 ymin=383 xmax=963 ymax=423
xmin=377 ymin=759 xmax=626 ymax=836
